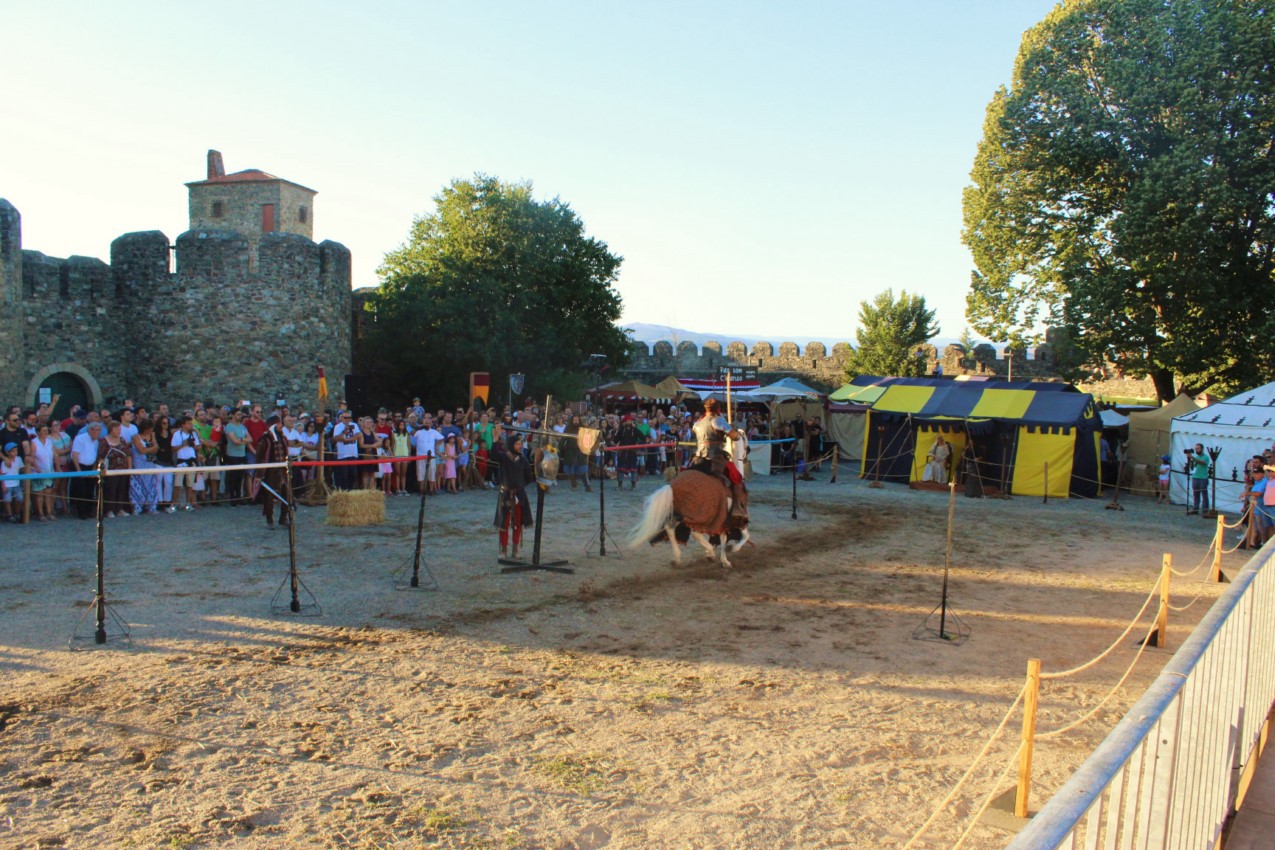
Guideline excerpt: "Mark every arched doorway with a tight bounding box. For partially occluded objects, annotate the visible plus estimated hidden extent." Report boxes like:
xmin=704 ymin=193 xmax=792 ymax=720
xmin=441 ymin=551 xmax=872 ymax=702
xmin=39 ymin=373 xmax=89 ymax=420
xmin=25 ymin=363 xmax=103 ymax=420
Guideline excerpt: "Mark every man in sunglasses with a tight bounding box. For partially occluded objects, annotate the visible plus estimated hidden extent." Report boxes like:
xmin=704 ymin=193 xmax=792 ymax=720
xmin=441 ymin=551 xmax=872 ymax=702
xmin=0 ymin=411 xmax=30 ymax=462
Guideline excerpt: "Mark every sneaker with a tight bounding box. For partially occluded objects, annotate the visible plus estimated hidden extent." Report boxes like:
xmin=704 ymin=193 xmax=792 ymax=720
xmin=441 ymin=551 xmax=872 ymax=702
xmin=133 ymin=509 xmax=143 ymax=516
xmin=183 ymin=505 xmax=194 ymax=512
xmin=104 ymin=511 xmax=115 ymax=519
xmin=165 ymin=506 xmax=176 ymax=514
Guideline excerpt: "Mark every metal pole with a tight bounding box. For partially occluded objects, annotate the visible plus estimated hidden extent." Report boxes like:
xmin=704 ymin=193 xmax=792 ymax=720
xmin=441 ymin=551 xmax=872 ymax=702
xmin=791 ymin=445 xmax=798 ymax=520
xmin=286 ymin=457 xmax=300 ymax=613
xmin=598 ymin=464 xmax=608 ymax=556
xmin=411 ymin=453 xmax=430 ymax=587
xmin=941 ymin=481 xmax=956 ymax=637
xmin=95 ymin=465 xmax=107 ymax=644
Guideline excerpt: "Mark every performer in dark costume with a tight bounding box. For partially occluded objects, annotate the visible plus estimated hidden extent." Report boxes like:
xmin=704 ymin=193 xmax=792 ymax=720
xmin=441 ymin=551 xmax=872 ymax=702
xmin=256 ymin=414 xmax=291 ymax=528
xmin=493 ymin=433 xmax=534 ymax=559
xmin=614 ymin=415 xmax=641 ymax=490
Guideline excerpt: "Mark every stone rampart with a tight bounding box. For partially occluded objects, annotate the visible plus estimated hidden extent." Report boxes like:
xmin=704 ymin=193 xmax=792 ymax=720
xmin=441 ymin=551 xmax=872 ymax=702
xmin=622 ymin=337 xmax=1153 ymax=398
xmin=0 ymin=196 xmax=352 ymax=414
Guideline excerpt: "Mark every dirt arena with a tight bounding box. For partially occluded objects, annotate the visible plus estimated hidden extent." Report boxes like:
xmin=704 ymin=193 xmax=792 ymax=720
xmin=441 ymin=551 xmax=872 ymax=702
xmin=0 ymin=465 xmax=1239 ymax=849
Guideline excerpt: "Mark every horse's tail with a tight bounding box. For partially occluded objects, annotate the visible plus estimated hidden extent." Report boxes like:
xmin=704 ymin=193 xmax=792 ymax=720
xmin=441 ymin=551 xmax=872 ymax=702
xmin=625 ymin=484 xmax=675 ymax=549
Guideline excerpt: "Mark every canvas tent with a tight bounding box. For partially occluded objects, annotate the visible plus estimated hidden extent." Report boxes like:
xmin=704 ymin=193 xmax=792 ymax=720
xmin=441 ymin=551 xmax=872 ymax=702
xmin=594 ymin=379 xmax=661 ymax=401
xmin=855 ymin=376 xmax=1102 ymax=498
xmin=1124 ymin=393 xmax=1204 ymax=496
xmin=1169 ymin=382 xmax=1275 ymax=508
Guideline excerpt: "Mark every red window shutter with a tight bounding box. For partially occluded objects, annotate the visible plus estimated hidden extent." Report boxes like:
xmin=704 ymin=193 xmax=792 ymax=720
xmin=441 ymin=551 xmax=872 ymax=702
xmin=262 ymin=204 xmax=275 ymax=232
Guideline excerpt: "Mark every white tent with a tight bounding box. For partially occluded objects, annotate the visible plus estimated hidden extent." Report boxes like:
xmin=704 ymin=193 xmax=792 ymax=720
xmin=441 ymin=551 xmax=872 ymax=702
xmin=1169 ymin=382 xmax=1275 ymax=509
xmin=1099 ymin=409 xmax=1129 ymax=428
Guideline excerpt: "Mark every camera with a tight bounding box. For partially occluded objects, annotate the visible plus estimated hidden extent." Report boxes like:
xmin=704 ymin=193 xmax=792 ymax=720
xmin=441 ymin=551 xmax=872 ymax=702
xmin=1184 ymin=448 xmax=1193 ymax=455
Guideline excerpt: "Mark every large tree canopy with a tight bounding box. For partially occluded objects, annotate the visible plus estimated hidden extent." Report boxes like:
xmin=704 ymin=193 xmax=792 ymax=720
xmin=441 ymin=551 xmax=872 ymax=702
xmin=845 ymin=289 xmax=940 ymax=379
xmin=360 ymin=175 xmax=630 ymax=406
xmin=962 ymin=0 xmax=1275 ymax=402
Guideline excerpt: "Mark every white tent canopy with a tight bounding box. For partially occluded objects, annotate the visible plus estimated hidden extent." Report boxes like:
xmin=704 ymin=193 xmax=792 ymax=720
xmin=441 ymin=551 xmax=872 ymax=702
xmin=1169 ymin=382 xmax=1275 ymax=508
xmin=1099 ymin=409 xmax=1129 ymax=428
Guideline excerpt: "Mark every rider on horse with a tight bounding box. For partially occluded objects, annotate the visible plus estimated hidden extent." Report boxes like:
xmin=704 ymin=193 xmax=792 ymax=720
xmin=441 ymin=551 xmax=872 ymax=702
xmin=689 ymin=398 xmax=748 ymax=522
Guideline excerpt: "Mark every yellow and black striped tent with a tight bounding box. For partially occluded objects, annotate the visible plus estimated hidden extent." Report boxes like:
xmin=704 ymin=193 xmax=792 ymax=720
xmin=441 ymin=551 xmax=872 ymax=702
xmin=855 ymin=377 xmax=1102 ymax=498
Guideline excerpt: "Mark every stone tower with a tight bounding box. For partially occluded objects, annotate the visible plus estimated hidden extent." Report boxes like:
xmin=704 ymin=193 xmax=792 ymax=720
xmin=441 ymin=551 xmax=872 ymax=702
xmin=0 ymin=199 xmax=25 ymax=404
xmin=2 ymin=150 xmax=351 ymax=416
xmin=186 ymin=150 xmax=317 ymax=271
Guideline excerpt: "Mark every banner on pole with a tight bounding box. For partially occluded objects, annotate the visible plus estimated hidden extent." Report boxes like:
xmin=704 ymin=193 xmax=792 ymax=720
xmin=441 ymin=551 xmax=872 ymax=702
xmin=470 ymin=372 xmax=490 ymax=409
xmin=510 ymin=373 xmax=526 ymax=397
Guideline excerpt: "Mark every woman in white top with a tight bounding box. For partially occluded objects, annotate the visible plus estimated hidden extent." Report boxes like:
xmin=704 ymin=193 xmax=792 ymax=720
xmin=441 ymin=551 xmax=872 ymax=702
xmin=29 ymin=422 xmax=57 ymax=521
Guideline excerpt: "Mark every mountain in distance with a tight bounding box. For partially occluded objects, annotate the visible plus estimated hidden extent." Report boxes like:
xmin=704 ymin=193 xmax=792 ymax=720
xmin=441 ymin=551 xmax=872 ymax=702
xmin=622 ymin=322 xmax=968 ymax=351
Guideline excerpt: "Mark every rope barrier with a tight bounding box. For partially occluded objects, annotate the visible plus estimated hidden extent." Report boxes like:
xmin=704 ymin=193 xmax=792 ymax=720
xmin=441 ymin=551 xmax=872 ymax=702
xmin=1039 ymin=580 xmax=1160 ymax=681
xmin=952 ymin=742 xmax=1027 ymax=850
xmin=901 ymin=683 xmax=1029 ymax=850
xmin=1035 ymin=616 xmax=1159 ymax=739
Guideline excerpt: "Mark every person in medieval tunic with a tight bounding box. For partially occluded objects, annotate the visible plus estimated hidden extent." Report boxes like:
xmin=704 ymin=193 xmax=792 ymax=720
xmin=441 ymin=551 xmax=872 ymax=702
xmin=255 ymin=414 xmax=291 ymax=529
xmin=614 ymin=415 xmax=642 ymax=490
xmin=493 ymin=433 xmax=534 ymax=559
xmin=922 ymin=434 xmax=951 ymax=484
xmin=690 ymin=398 xmax=748 ymax=521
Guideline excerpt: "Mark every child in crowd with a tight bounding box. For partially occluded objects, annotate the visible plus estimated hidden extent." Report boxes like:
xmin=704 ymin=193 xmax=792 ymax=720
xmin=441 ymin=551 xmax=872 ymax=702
xmin=442 ymin=434 xmax=459 ymax=493
xmin=1 ymin=442 xmax=24 ymax=523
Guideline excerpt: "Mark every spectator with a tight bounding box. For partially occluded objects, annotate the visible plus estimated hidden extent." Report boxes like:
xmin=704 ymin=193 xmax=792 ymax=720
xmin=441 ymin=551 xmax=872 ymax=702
xmin=69 ymin=421 xmax=104 ymax=518
xmin=358 ymin=416 xmax=381 ymax=490
xmin=129 ymin=419 xmax=161 ymax=515
xmin=0 ymin=410 xmax=30 ymax=464
xmin=99 ymin=420 xmax=133 ymax=518
xmin=49 ymin=418 xmax=71 ymax=514
xmin=153 ymin=416 xmax=175 ymax=512
xmin=331 ymin=411 xmax=359 ymax=491
xmin=171 ymin=416 xmax=201 ymax=511
xmin=390 ymin=418 xmax=411 ymax=495
xmin=1 ymin=441 xmax=23 ymax=523
xmin=28 ymin=422 xmax=57 ymax=521
xmin=222 ymin=408 xmax=250 ymax=504
xmin=412 ymin=414 xmax=444 ymax=494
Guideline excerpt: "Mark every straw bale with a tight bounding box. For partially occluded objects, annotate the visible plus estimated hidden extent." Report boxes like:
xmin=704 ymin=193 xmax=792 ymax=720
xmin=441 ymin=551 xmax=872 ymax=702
xmin=326 ymin=489 xmax=386 ymax=526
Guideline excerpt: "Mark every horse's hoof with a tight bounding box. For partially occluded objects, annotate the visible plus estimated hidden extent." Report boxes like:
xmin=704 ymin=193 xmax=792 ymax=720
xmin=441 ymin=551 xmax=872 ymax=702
xmin=721 ymin=559 xmax=733 ymax=569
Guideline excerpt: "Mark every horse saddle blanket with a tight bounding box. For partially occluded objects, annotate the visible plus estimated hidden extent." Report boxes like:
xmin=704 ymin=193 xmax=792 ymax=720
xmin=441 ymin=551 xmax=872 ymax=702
xmin=671 ymin=470 xmax=730 ymax=534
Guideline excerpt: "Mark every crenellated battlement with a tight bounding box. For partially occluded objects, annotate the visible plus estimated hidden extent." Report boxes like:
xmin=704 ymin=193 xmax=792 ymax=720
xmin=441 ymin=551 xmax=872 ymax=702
xmin=0 ymin=170 xmax=352 ymax=414
xmin=622 ymin=336 xmax=1105 ymax=391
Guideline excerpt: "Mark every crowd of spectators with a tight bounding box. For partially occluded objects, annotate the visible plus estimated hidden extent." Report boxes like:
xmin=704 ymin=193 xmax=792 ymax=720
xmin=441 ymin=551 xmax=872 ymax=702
xmin=0 ymin=394 xmax=829 ymax=527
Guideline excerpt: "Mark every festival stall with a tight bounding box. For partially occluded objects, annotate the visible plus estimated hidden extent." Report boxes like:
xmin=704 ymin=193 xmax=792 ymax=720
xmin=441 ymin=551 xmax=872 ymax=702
xmin=1168 ymin=382 xmax=1275 ymax=508
xmin=1124 ymin=393 xmax=1204 ymax=496
xmin=856 ymin=377 xmax=1102 ymax=498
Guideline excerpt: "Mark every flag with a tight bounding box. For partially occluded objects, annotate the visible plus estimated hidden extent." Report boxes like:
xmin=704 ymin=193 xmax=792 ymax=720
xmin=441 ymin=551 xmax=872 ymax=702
xmin=470 ymin=372 xmax=490 ymax=408
xmin=317 ymin=366 xmax=329 ymax=404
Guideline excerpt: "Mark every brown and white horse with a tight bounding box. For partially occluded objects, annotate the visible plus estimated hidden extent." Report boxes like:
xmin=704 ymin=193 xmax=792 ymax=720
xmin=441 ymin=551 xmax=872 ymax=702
xmin=625 ymin=470 xmax=750 ymax=568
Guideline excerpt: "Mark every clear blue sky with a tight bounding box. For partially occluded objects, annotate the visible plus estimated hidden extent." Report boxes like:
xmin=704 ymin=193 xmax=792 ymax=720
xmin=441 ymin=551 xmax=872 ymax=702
xmin=2 ymin=0 xmax=1059 ymax=343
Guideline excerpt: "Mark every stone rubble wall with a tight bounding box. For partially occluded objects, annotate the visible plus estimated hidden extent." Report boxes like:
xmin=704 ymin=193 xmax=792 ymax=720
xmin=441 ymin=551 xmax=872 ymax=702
xmin=623 ymin=338 xmax=1158 ymax=400
xmin=0 ymin=198 xmax=352 ymax=413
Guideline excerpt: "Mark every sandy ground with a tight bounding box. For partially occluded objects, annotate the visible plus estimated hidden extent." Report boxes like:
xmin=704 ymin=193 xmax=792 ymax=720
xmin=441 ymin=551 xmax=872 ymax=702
xmin=0 ymin=464 xmax=1244 ymax=849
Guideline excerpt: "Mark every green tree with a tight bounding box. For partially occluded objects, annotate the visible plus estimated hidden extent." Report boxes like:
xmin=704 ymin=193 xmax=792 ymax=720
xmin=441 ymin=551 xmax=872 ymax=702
xmin=962 ymin=0 xmax=1275 ymax=403
xmin=359 ymin=175 xmax=631 ymax=407
xmin=845 ymin=289 xmax=940 ymax=378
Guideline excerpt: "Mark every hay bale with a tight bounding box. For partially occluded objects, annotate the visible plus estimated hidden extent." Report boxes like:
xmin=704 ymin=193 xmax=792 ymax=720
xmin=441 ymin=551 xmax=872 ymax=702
xmin=326 ymin=489 xmax=385 ymax=526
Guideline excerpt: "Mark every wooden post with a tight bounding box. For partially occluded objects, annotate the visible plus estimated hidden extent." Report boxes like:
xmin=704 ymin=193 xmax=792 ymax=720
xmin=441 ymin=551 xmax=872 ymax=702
xmin=1016 ymin=657 xmax=1042 ymax=818
xmin=1211 ymin=514 xmax=1224 ymax=583
xmin=1151 ymin=554 xmax=1171 ymax=648
xmin=1042 ymin=461 xmax=1049 ymax=504
xmin=831 ymin=444 xmax=838 ymax=484
xmin=22 ymin=478 xmax=31 ymax=524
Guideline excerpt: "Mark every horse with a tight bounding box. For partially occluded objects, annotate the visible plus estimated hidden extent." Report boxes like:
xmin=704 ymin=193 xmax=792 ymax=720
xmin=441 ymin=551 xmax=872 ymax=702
xmin=625 ymin=470 xmax=750 ymax=568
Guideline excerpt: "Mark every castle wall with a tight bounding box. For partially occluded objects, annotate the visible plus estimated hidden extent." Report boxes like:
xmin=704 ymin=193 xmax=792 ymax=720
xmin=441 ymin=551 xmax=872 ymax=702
xmin=621 ymin=338 xmax=1156 ymax=399
xmin=0 ymin=200 xmax=25 ymax=404
xmin=21 ymin=253 xmax=131 ymax=401
xmin=0 ymin=197 xmax=353 ymax=414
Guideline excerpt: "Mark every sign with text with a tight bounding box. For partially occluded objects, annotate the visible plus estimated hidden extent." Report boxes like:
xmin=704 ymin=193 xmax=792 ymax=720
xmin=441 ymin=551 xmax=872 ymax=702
xmin=717 ymin=366 xmax=757 ymax=382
